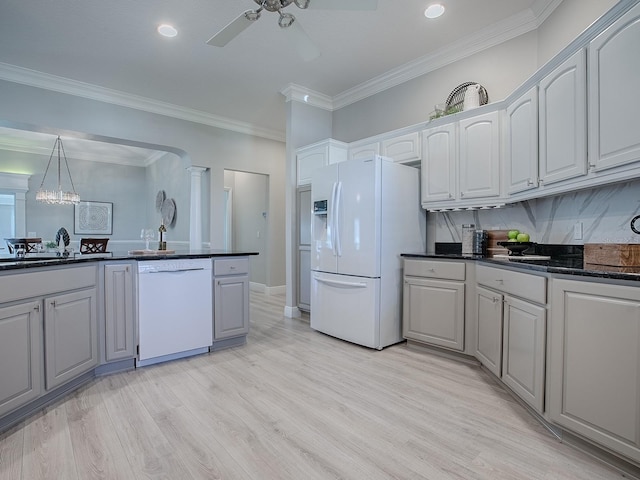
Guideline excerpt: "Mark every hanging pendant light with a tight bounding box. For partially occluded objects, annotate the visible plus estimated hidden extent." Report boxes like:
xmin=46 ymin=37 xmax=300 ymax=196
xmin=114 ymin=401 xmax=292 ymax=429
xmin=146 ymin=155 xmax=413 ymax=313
xmin=36 ymin=135 xmax=81 ymax=205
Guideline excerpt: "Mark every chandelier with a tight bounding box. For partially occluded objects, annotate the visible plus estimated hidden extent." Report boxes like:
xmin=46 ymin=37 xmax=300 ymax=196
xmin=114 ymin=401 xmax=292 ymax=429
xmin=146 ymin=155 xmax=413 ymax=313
xmin=36 ymin=135 xmax=81 ymax=205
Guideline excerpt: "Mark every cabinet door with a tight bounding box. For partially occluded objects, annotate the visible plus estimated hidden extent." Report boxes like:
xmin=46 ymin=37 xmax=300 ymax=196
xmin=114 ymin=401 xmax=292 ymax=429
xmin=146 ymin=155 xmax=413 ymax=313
xmin=382 ymin=132 xmax=421 ymax=164
xmin=506 ymin=87 xmax=539 ymax=195
xmin=0 ymin=301 xmax=42 ymax=417
xmin=502 ymin=296 xmax=546 ymax=413
xmin=104 ymin=264 xmax=135 ymax=361
xmin=475 ymin=285 xmax=503 ymax=377
xmin=297 ymin=145 xmax=328 ymax=186
xmin=421 ymin=124 xmax=456 ymax=204
xmin=214 ymin=275 xmax=250 ymax=340
xmin=349 ymin=142 xmax=380 ymax=161
xmin=403 ymin=277 xmax=465 ymax=351
xmin=44 ymin=288 xmax=98 ymax=390
xmin=297 ymin=186 xmax=311 ymax=312
xmin=549 ymin=279 xmax=640 ymax=463
xmin=589 ymin=2 xmax=640 ymax=172
xmin=539 ymin=49 xmax=587 ymax=185
xmin=459 ymin=111 xmax=501 ymax=199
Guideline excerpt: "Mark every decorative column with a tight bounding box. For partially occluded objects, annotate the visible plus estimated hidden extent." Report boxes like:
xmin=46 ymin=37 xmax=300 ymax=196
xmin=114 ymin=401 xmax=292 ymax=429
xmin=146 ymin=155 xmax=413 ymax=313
xmin=187 ymin=166 xmax=207 ymax=250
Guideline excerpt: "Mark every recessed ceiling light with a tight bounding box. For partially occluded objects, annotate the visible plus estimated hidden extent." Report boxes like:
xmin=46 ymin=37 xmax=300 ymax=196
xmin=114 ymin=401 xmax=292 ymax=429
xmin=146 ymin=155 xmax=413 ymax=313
xmin=424 ymin=4 xmax=445 ymax=19
xmin=157 ymin=24 xmax=178 ymax=38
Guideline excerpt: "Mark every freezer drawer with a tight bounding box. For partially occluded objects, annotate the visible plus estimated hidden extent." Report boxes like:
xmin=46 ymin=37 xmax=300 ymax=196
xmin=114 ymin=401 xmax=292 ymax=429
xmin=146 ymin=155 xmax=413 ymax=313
xmin=310 ymin=272 xmax=381 ymax=349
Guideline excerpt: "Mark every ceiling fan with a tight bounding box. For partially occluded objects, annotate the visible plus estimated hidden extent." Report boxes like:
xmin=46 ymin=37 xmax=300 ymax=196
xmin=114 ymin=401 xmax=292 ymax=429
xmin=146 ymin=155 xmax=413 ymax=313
xmin=206 ymin=0 xmax=378 ymax=61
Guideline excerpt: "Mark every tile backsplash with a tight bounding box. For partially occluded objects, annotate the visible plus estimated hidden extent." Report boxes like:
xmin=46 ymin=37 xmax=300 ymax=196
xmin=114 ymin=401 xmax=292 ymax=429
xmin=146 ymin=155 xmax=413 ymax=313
xmin=431 ymin=178 xmax=640 ymax=246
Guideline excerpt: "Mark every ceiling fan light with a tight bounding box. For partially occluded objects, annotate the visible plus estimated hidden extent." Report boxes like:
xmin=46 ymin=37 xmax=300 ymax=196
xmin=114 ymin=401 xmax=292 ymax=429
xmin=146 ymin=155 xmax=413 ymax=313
xmin=424 ymin=4 xmax=445 ymax=19
xmin=278 ymin=12 xmax=295 ymax=28
xmin=294 ymin=0 xmax=311 ymax=8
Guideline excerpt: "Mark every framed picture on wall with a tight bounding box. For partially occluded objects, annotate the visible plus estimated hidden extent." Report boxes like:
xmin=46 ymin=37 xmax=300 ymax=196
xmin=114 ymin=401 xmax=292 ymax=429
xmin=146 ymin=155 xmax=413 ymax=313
xmin=74 ymin=201 xmax=113 ymax=235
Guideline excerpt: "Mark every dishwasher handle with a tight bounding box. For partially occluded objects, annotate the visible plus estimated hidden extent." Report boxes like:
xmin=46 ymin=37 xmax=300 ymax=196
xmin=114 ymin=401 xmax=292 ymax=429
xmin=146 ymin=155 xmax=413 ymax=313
xmin=143 ymin=267 xmax=206 ymax=274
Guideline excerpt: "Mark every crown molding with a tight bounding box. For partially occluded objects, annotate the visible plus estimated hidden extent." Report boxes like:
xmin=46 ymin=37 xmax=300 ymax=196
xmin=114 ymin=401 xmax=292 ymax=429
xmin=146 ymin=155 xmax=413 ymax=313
xmin=280 ymin=84 xmax=333 ymax=111
xmin=332 ymin=0 xmax=561 ymax=110
xmin=0 ymin=63 xmax=285 ymax=142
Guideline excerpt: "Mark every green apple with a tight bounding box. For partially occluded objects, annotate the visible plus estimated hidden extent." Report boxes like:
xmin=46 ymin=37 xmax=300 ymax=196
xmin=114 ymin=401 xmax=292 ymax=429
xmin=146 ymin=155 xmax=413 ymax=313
xmin=508 ymin=238 xmax=518 ymax=242
xmin=507 ymin=230 xmax=519 ymax=240
xmin=516 ymin=232 xmax=530 ymax=242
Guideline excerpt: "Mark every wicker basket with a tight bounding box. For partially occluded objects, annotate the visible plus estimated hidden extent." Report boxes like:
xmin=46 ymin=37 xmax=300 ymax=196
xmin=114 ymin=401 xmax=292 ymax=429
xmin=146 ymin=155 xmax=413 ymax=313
xmin=446 ymin=82 xmax=488 ymax=114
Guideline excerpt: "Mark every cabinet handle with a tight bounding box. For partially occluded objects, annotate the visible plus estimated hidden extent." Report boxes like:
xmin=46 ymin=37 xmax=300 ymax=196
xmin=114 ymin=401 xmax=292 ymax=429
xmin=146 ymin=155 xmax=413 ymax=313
xmin=492 ymin=297 xmax=500 ymax=304
xmin=428 ymin=268 xmax=436 ymax=272
xmin=50 ymin=300 xmax=56 ymax=307
xmin=448 ymin=193 xmax=453 ymax=199
xmin=460 ymin=192 xmax=464 ymax=198
xmin=126 ymin=266 xmax=130 ymax=272
xmin=527 ymin=179 xmax=534 ymax=186
xmin=34 ymin=304 xmax=40 ymax=312
xmin=495 ymin=279 xmax=504 ymax=285
xmin=539 ymin=178 xmax=544 ymax=184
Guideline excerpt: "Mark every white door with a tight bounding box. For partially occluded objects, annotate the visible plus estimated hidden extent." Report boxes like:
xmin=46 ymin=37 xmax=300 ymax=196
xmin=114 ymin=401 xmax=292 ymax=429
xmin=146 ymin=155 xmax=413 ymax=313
xmin=335 ymin=157 xmax=380 ymax=277
xmin=310 ymin=271 xmax=380 ymax=349
xmin=506 ymin=86 xmax=539 ymax=195
xmin=421 ymin=124 xmax=456 ymax=204
xmin=311 ymin=163 xmax=338 ymax=273
xmin=459 ymin=111 xmax=501 ymax=199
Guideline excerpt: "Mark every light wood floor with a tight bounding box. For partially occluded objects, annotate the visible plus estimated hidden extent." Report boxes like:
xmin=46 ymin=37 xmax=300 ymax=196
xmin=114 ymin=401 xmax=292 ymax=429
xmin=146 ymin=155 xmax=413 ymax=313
xmin=0 ymin=292 xmax=630 ymax=479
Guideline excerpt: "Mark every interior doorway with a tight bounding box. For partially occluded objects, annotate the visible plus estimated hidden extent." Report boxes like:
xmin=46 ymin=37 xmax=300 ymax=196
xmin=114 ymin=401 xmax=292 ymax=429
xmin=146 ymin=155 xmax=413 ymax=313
xmin=223 ymin=170 xmax=268 ymax=287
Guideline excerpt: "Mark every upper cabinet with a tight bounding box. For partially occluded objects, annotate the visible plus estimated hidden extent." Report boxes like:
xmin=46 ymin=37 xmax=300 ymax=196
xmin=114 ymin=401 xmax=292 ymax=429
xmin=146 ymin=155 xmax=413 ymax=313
xmin=538 ymin=49 xmax=588 ymax=186
xmin=297 ymin=139 xmax=348 ymax=186
xmin=506 ymin=86 xmax=538 ymax=195
xmin=459 ymin=110 xmax=501 ymax=200
xmin=588 ymin=2 xmax=640 ymax=172
xmin=421 ymin=123 xmax=456 ymax=204
xmin=348 ymin=131 xmax=421 ymax=164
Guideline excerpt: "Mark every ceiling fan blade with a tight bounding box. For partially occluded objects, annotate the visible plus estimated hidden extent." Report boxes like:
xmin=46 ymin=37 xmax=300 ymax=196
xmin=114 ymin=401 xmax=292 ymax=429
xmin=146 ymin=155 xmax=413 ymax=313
xmin=305 ymin=0 xmax=378 ymax=10
xmin=206 ymin=11 xmax=255 ymax=47
xmin=287 ymin=20 xmax=321 ymax=61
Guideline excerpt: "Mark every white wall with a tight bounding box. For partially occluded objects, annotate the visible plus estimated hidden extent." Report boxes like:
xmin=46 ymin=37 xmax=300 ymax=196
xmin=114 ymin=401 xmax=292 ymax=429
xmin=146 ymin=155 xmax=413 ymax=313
xmin=0 ymin=80 xmax=286 ymax=287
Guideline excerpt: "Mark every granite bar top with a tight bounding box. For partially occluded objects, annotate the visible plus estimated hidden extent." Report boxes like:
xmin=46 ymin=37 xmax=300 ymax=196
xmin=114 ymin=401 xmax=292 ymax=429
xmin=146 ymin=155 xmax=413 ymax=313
xmin=402 ymin=247 xmax=640 ymax=283
xmin=0 ymin=249 xmax=258 ymax=272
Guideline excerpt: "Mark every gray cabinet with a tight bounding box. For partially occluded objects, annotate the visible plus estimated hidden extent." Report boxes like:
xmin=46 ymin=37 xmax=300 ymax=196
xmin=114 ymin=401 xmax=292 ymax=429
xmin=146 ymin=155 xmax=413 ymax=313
xmin=213 ymin=258 xmax=250 ymax=341
xmin=475 ymin=265 xmax=546 ymax=413
xmin=539 ymin=49 xmax=587 ymax=186
xmin=297 ymin=186 xmax=311 ymax=311
xmin=0 ymin=301 xmax=42 ymax=417
xmin=403 ymin=259 xmax=465 ymax=352
xmin=506 ymin=86 xmax=539 ymax=195
xmin=475 ymin=285 xmax=503 ymax=377
xmin=44 ymin=288 xmax=98 ymax=390
xmin=421 ymin=123 xmax=456 ymax=204
xmin=589 ymin=2 xmax=640 ymax=172
xmin=104 ymin=263 xmax=135 ymax=361
xmin=549 ymin=278 xmax=640 ymax=464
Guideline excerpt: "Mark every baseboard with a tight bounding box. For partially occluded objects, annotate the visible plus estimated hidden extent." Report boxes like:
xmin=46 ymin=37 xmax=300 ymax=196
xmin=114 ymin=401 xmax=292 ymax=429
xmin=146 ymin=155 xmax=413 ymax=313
xmin=249 ymin=282 xmax=285 ymax=295
xmin=284 ymin=305 xmax=301 ymax=318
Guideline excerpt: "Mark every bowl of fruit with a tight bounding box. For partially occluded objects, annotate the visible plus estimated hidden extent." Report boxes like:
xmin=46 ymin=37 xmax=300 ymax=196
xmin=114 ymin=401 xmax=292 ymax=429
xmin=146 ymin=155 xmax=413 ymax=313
xmin=498 ymin=230 xmax=534 ymax=256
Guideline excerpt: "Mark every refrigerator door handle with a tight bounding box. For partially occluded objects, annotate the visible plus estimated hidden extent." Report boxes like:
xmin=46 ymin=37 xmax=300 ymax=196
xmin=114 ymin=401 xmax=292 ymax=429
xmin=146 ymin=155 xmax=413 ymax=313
xmin=314 ymin=276 xmax=367 ymax=289
xmin=335 ymin=181 xmax=343 ymax=257
xmin=330 ymin=181 xmax=338 ymax=257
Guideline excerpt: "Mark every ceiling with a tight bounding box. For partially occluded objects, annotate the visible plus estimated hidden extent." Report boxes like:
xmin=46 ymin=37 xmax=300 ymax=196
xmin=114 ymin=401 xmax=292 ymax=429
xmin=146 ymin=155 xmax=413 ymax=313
xmin=0 ymin=0 xmax=557 ymax=161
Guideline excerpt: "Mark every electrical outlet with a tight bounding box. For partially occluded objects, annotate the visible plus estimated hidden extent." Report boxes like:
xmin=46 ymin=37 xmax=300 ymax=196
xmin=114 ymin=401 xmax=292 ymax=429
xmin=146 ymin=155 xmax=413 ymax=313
xmin=573 ymin=222 xmax=583 ymax=240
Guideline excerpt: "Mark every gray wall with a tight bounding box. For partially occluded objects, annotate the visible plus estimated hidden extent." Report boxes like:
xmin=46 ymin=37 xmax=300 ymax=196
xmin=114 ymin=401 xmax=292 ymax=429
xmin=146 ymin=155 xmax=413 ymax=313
xmin=145 ymin=153 xmax=190 ymax=246
xmin=0 ymin=80 xmax=286 ymax=288
xmin=224 ymin=170 xmax=269 ymax=285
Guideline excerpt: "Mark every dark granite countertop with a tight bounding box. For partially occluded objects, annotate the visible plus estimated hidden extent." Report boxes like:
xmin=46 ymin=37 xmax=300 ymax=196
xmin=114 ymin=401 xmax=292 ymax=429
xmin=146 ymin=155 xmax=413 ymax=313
xmin=0 ymin=250 xmax=258 ymax=272
xmin=402 ymin=252 xmax=640 ymax=282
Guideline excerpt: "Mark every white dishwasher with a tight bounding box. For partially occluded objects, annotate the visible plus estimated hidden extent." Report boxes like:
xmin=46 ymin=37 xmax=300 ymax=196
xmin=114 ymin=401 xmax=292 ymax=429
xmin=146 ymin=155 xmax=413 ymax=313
xmin=137 ymin=258 xmax=212 ymax=367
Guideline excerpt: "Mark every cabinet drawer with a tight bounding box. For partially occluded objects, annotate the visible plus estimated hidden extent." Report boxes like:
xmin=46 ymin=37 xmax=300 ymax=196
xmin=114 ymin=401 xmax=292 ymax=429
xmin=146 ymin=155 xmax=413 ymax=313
xmin=476 ymin=265 xmax=546 ymax=304
xmin=404 ymin=259 xmax=465 ymax=281
xmin=214 ymin=257 xmax=249 ymax=276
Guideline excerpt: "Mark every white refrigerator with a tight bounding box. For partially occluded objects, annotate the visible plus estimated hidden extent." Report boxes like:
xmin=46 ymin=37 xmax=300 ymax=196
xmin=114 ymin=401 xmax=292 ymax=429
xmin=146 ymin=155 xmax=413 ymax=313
xmin=310 ymin=155 xmax=425 ymax=349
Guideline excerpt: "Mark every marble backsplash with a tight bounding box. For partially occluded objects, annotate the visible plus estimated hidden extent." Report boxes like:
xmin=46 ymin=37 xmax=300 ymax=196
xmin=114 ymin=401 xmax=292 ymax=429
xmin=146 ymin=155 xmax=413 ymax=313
xmin=430 ymin=178 xmax=640 ymax=247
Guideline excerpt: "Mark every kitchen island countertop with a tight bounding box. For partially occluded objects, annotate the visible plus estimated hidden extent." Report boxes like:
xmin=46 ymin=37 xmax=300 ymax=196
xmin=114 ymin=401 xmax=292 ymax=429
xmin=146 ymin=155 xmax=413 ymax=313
xmin=0 ymin=250 xmax=258 ymax=271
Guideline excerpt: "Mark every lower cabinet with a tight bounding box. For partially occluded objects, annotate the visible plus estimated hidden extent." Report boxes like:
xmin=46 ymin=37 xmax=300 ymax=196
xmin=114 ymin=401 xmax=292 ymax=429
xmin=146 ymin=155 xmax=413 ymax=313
xmin=44 ymin=288 xmax=98 ymax=390
xmin=475 ymin=265 xmax=546 ymax=413
xmin=549 ymin=278 xmax=640 ymax=464
xmin=104 ymin=263 xmax=136 ymax=361
xmin=213 ymin=258 xmax=250 ymax=342
xmin=403 ymin=259 xmax=466 ymax=352
xmin=0 ymin=301 xmax=42 ymax=417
